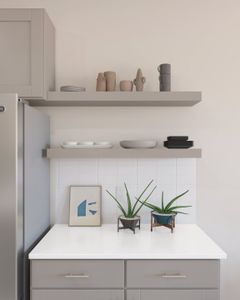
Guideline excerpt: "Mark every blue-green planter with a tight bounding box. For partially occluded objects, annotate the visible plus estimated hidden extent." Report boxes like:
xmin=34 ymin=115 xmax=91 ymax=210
xmin=151 ymin=212 xmax=176 ymax=233
xmin=152 ymin=212 xmax=174 ymax=225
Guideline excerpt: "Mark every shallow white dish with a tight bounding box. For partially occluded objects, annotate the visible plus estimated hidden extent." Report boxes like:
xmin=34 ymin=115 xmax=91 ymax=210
xmin=61 ymin=142 xmax=113 ymax=149
xmin=120 ymin=140 xmax=157 ymax=149
xmin=62 ymin=141 xmax=78 ymax=146
xmin=60 ymin=85 xmax=86 ymax=92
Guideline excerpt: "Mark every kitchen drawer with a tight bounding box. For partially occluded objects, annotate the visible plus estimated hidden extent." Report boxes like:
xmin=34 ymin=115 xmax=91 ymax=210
xmin=31 ymin=289 xmax=124 ymax=300
xmin=31 ymin=260 xmax=124 ymax=288
xmin=127 ymin=260 xmax=219 ymax=288
xmin=127 ymin=290 xmax=219 ymax=300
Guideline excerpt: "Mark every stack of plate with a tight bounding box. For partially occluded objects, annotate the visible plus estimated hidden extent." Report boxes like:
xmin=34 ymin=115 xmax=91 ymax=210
xmin=60 ymin=85 xmax=86 ymax=92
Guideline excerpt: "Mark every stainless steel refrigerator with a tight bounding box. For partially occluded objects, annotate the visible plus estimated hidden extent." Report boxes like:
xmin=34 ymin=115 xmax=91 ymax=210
xmin=0 ymin=94 xmax=50 ymax=300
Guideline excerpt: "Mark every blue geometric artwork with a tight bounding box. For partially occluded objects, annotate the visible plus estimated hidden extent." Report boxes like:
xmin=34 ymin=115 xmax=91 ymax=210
xmin=77 ymin=200 xmax=98 ymax=217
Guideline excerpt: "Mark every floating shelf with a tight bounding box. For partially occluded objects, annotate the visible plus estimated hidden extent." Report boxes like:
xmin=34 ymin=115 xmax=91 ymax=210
xmin=45 ymin=148 xmax=202 ymax=159
xmin=29 ymin=91 xmax=201 ymax=107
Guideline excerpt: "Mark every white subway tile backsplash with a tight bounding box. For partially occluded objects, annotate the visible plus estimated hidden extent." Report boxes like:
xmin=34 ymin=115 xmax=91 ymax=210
xmin=117 ymin=159 xmax=138 ymax=185
xmin=51 ymin=158 xmax=197 ymax=225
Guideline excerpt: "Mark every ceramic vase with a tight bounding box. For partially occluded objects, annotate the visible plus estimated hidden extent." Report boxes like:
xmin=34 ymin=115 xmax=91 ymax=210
xmin=96 ymin=73 xmax=106 ymax=91
xmin=120 ymin=80 xmax=133 ymax=91
xmin=157 ymin=64 xmax=171 ymax=91
xmin=133 ymin=68 xmax=146 ymax=91
xmin=104 ymin=71 xmax=116 ymax=91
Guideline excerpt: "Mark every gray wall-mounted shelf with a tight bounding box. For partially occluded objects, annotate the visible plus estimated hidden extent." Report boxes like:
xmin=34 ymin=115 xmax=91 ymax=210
xmin=29 ymin=91 xmax=201 ymax=107
xmin=45 ymin=148 xmax=202 ymax=159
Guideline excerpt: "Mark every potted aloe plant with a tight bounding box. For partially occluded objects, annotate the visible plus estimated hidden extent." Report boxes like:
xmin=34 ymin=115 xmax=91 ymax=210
xmin=140 ymin=190 xmax=191 ymax=232
xmin=106 ymin=180 xmax=156 ymax=233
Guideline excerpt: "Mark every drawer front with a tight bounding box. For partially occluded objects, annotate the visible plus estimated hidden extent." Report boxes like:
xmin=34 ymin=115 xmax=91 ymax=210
xmin=31 ymin=260 xmax=124 ymax=288
xmin=31 ymin=289 xmax=124 ymax=300
xmin=127 ymin=260 xmax=219 ymax=288
xmin=139 ymin=290 xmax=219 ymax=300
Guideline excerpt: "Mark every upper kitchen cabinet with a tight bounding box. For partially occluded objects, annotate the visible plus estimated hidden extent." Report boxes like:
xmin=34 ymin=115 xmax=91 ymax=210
xmin=0 ymin=9 xmax=55 ymax=99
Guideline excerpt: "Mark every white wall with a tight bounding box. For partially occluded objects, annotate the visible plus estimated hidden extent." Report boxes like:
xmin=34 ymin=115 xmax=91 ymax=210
xmin=0 ymin=0 xmax=239 ymax=299
xmin=51 ymin=158 xmax=196 ymax=224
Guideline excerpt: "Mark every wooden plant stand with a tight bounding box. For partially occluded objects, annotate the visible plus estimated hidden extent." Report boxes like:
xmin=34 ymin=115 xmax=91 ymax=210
xmin=151 ymin=212 xmax=176 ymax=233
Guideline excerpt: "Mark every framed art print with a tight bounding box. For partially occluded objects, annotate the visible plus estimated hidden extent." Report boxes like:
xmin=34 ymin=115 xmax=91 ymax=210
xmin=69 ymin=185 xmax=102 ymax=226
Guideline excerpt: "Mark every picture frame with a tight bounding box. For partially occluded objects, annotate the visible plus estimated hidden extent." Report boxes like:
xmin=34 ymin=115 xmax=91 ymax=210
xmin=69 ymin=185 xmax=102 ymax=226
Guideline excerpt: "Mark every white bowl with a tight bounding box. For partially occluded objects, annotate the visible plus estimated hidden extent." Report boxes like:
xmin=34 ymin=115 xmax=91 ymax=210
xmin=120 ymin=140 xmax=157 ymax=149
xmin=62 ymin=141 xmax=78 ymax=146
xmin=78 ymin=141 xmax=94 ymax=146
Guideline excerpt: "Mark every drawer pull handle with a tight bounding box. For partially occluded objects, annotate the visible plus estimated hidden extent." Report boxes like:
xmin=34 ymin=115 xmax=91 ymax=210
xmin=158 ymin=273 xmax=187 ymax=279
xmin=64 ymin=274 xmax=89 ymax=279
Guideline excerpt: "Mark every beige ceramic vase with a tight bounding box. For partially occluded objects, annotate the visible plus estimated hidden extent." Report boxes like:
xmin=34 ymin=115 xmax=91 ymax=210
xmin=96 ymin=73 xmax=106 ymax=91
xmin=104 ymin=71 xmax=116 ymax=91
xmin=133 ymin=68 xmax=146 ymax=91
xmin=120 ymin=80 xmax=133 ymax=91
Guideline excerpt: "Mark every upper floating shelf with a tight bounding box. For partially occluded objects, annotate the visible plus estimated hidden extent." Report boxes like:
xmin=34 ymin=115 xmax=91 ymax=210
xmin=29 ymin=91 xmax=201 ymax=107
xmin=45 ymin=147 xmax=202 ymax=159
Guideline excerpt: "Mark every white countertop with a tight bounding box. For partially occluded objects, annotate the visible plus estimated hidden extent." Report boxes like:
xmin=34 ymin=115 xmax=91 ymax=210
xmin=29 ymin=224 xmax=226 ymax=260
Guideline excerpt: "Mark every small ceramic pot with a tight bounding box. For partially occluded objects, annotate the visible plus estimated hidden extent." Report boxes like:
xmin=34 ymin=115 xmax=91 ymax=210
xmin=120 ymin=80 xmax=133 ymax=92
xmin=96 ymin=73 xmax=106 ymax=91
xmin=152 ymin=212 xmax=175 ymax=225
xmin=104 ymin=71 xmax=116 ymax=91
xmin=118 ymin=215 xmax=140 ymax=234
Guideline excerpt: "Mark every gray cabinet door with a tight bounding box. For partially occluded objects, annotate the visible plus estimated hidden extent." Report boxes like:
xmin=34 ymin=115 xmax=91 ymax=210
xmin=31 ymin=260 xmax=124 ymax=288
xmin=0 ymin=9 xmax=55 ymax=99
xmin=32 ymin=289 xmax=124 ymax=300
xmin=127 ymin=260 xmax=219 ymax=289
xmin=133 ymin=290 xmax=219 ymax=300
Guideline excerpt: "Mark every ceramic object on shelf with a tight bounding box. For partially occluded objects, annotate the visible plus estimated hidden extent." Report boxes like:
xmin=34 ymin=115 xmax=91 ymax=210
xmin=120 ymin=80 xmax=133 ymax=91
xmin=96 ymin=73 xmax=106 ymax=91
xmin=61 ymin=141 xmax=113 ymax=149
xmin=60 ymin=85 xmax=86 ymax=92
xmin=157 ymin=63 xmax=171 ymax=91
xmin=133 ymin=68 xmax=146 ymax=91
xmin=120 ymin=140 xmax=157 ymax=149
xmin=104 ymin=71 xmax=116 ymax=91
xmin=78 ymin=141 xmax=94 ymax=146
xmin=62 ymin=141 xmax=79 ymax=146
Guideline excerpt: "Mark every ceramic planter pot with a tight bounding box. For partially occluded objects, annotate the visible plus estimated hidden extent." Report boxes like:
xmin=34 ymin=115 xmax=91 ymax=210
xmin=118 ymin=215 xmax=140 ymax=234
xmin=151 ymin=212 xmax=176 ymax=233
xmin=152 ymin=212 xmax=175 ymax=225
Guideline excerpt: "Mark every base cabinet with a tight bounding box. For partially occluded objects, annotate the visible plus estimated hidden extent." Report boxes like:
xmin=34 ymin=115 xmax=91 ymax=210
xmin=32 ymin=290 xmax=124 ymax=300
xmin=127 ymin=290 xmax=219 ymax=300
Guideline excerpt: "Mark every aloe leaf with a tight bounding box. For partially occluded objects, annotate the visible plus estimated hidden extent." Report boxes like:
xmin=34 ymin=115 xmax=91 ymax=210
xmin=165 ymin=205 xmax=191 ymax=212
xmin=139 ymin=200 xmax=163 ymax=214
xmin=124 ymin=183 xmax=132 ymax=216
xmin=133 ymin=185 xmax=157 ymax=216
xmin=106 ymin=190 xmax=127 ymax=217
xmin=170 ymin=211 xmax=188 ymax=215
xmin=131 ymin=180 xmax=154 ymax=213
xmin=161 ymin=191 xmax=164 ymax=210
xmin=164 ymin=190 xmax=189 ymax=211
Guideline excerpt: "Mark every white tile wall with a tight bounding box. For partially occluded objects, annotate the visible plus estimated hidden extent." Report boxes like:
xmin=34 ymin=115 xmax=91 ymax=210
xmin=51 ymin=158 xmax=196 ymax=225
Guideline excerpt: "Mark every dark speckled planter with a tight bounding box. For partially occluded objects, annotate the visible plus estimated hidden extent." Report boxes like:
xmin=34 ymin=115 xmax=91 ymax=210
xmin=118 ymin=216 xmax=141 ymax=234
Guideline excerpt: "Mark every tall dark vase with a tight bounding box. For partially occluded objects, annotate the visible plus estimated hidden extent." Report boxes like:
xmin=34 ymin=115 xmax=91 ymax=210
xmin=158 ymin=63 xmax=171 ymax=91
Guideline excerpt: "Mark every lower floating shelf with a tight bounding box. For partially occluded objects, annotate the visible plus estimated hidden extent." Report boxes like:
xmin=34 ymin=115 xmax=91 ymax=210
xmin=45 ymin=148 xmax=202 ymax=159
